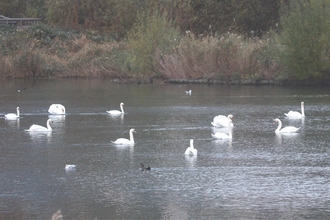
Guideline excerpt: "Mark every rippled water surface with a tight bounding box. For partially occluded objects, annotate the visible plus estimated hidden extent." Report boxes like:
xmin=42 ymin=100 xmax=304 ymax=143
xmin=1 ymin=79 xmax=330 ymax=219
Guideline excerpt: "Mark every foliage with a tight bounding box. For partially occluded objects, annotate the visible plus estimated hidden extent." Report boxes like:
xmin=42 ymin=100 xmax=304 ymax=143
xmin=278 ymin=0 xmax=330 ymax=80
xmin=1 ymin=0 xmax=283 ymax=38
xmin=156 ymin=33 xmax=269 ymax=81
xmin=126 ymin=10 xmax=180 ymax=76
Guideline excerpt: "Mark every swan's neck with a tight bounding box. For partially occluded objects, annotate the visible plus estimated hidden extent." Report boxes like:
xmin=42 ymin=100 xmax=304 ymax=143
xmin=120 ymin=105 xmax=124 ymax=113
xmin=301 ymin=103 xmax=305 ymax=116
xmin=47 ymin=120 xmax=52 ymax=130
xmin=275 ymin=120 xmax=282 ymax=132
xmin=190 ymin=140 xmax=194 ymax=149
xmin=17 ymin=108 xmax=20 ymax=117
xmin=129 ymin=131 xmax=134 ymax=143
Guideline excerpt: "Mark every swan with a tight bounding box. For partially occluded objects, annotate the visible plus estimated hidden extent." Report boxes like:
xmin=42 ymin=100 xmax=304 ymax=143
xmin=211 ymin=114 xmax=234 ymax=127
xmin=48 ymin=104 xmax=65 ymax=115
xmin=28 ymin=119 xmax=53 ymax=132
xmin=107 ymin=102 xmax=124 ymax=115
xmin=185 ymin=90 xmax=191 ymax=95
xmin=5 ymin=107 xmax=20 ymax=119
xmin=274 ymin=118 xmax=300 ymax=133
xmin=65 ymin=164 xmax=76 ymax=170
xmin=112 ymin=128 xmax=136 ymax=145
xmin=284 ymin=102 xmax=305 ymax=119
xmin=185 ymin=139 xmax=197 ymax=156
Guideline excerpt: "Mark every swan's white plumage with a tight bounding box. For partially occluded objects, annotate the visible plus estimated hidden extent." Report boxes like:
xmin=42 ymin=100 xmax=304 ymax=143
xmin=107 ymin=102 xmax=124 ymax=115
xmin=65 ymin=164 xmax=76 ymax=170
xmin=5 ymin=107 xmax=20 ymax=119
xmin=28 ymin=119 xmax=53 ymax=132
xmin=284 ymin=102 xmax=305 ymax=119
xmin=185 ymin=90 xmax=191 ymax=95
xmin=112 ymin=128 xmax=136 ymax=145
xmin=274 ymin=118 xmax=300 ymax=133
xmin=185 ymin=139 xmax=197 ymax=156
xmin=211 ymin=114 xmax=234 ymax=127
xmin=48 ymin=104 xmax=65 ymax=115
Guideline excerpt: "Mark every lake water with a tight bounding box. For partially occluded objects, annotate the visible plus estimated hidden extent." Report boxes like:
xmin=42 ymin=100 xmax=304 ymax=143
xmin=1 ymin=79 xmax=330 ymax=219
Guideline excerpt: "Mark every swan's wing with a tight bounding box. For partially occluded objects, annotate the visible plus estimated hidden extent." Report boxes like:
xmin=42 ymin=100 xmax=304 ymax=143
xmin=28 ymin=124 xmax=48 ymax=131
xmin=212 ymin=115 xmax=230 ymax=127
xmin=107 ymin=110 xmax=122 ymax=115
xmin=285 ymin=111 xmax=302 ymax=118
xmin=280 ymin=126 xmax=300 ymax=133
xmin=112 ymin=138 xmax=132 ymax=145
xmin=185 ymin=148 xmax=192 ymax=155
xmin=5 ymin=113 xmax=18 ymax=119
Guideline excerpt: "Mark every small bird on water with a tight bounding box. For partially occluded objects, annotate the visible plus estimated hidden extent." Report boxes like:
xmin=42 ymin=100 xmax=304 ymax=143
xmin=140 ymin=163 xmax=151 ymax=171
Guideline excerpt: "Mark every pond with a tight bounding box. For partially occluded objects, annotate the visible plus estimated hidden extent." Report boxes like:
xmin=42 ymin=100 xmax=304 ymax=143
xmin=1 ymin=79 xmax=330 ymax=219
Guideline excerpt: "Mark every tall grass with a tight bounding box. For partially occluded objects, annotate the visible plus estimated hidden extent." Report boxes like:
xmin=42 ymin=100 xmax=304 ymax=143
xmin=156 ymin=32 xmax=273 ymax=81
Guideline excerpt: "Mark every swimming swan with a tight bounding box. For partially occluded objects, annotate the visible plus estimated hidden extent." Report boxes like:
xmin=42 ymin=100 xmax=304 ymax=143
xmin=48 ymin=104 xmax=65 ymax=115
xmin=185 ymin=90 xmax=191 ymax=95
xmin=65 ymin=164 xmax=76 ymax=170
xmin=28 ymin=119 xmax=53 ymax=132
xmin=5 ymin=107 xmax=20 ymax=119
xmin=284 ymin=102 xmax=305 ymax=119
xmin=211 ymin=114 xmax=234 ymax=127
xmin=185 ymin=139 xmax=197 ymax=156
xmin=112 ymin=128 xmax=136 ymax=145
xmin=107 ymin=102 xmax=124 ymax=115
xmin=274 ymin=118 xmax=300 ymax=133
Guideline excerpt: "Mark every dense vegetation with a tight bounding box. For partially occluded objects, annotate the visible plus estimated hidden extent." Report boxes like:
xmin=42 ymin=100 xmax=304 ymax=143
xmin=1 ymin=0 xmax=330 ymax=84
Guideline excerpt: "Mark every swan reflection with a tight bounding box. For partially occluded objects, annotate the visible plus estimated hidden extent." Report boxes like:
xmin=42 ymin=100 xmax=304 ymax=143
xmin=185 ymin=154 xmax=197 ymax=167
xmin=5 ymin=118 xmax=20 ymax=128
xmin=28 ymin=131 xmax=52 ymax=142
xmin=275 ymin=132 xmax=299 ymax=145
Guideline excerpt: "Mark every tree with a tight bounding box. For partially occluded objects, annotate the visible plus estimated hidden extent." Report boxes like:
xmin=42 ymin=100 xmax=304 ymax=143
xmin=279 ymin=0 xmax=330 ymax=79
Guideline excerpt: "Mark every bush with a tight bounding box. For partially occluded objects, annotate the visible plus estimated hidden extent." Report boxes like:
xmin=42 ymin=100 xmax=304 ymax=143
xmin=126 ymin=10 xmax=180 ymax=77
xmin=278 ymin=0 xmax=330 ymax=80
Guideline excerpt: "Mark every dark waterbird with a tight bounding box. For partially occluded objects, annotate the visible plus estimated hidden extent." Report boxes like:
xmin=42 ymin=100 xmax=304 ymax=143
xmin=140 ymin=163 xmax=151 ymax=171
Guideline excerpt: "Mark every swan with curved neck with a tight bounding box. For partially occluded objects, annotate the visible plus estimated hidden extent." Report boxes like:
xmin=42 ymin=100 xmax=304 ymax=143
xmin=48 ymin=104 xmax=65 ymax=115
xmin=112 ymin=128 xmax=136 ymax=145
xmin=284 ymin=102 xmax=305 ymax=119
xmin=28 ymin=119 xmax=53 ymax=132
xmin=5 ymin=107 xmax=20 ymax=119
xmin=185 ymin=139 xmax=197 ymax=156
xmin=274 ymin=118 xmax=300 ymax=133
xmin=107 ymin=102 xmax=124 ymax=115
xmin=211 ymin=114 xmax=234 ymax=127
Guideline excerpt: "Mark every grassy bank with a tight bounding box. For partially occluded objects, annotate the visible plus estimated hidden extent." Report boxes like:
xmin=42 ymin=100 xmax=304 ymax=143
xmin=0 ymin=24 xmax=281 ymax=83
xmin=1 ymin=21 xmax=329 ymax=85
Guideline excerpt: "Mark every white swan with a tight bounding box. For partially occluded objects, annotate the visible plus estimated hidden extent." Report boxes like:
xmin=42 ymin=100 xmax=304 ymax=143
xmin=274 ymin=118 xmax=300 ymax=133
xmin=28 ymin=119 xmax=53 ymax=132
xmin=211 ymin=114 xmax=234 ymax=127
xmin=185 ymin=90 xmax=191 ymax=95
xmin=5 ymin=107 xmax=20 ymax=119
xmin=284 ymin=102 xmax=305 ymax=119
xmin=112 ymin=128 xmax=136 ymax=145
xmin=65 ymin=164 xmax=76 ymax=171
xmin=48 ymin=104 xmax=65 ymax=115
xmin=107 ymin=102 xmax=124 ymax=115
xmin=185 ymin=139 xmax=197 ymax=156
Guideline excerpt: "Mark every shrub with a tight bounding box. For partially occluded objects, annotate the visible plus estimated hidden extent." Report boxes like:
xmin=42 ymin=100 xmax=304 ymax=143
xmin=126 ymin=10 xmax=180 ymax=77
xmin=278 ymin=0 xmax=330 ymax=80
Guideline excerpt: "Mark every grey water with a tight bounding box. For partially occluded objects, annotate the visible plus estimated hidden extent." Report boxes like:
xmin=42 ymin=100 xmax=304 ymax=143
xmin=1 ymin=79 xmax=330 ymax=219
